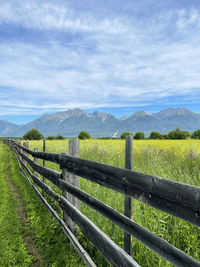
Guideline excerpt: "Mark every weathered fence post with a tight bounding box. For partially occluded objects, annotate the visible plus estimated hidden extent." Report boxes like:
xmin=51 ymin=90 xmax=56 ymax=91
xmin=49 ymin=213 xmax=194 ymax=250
xmin=17 ymin=140 xmax=21 ymax=146
xmin=23 ymin=141 xmax=28 ymax=165
xmin=62 ymin=139 xmax=80 ymax=234
xmin=42 ymin=139 xmax=46 ymax=196
xmin=124 ymin=135 xmax=133 ymax=256
xmin=43 ymin=138 xmax=46 ymax=169
xmin=34 ymin=147 xmax=38 ymax=177
xmin=69 ymin=139 xmax=80 ymax=211
xmin=23 ymin=141 xmax=28 ymax=149
xmin=16 ymin=140 xmax=21 ymax=157
xmin=27 ymin=139 xmax=29 ymax=149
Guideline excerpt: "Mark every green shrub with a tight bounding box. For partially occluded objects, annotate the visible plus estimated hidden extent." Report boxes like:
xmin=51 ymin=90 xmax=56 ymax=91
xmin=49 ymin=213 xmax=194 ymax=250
xmin=55 ymin=134 xmax=64 ymax=140
xmin=168 ymin=128 xmax=190 ymax=139
xmin=192 ymin=129 xmax=200 ymax=139
xmin=23 ymin=128 xmax=43 ymax=140
xmin=47 ymin=136 xmax=55 ymax=140
xmin=135 ymin=132 xmax=145 ymax=140
xmin=78 ymin=131 xmax=91 ymax=140
xmin=149 ymin=131 xmax=163 ymax=139
xmin=120 ymin=132 xmax=134 ymax=139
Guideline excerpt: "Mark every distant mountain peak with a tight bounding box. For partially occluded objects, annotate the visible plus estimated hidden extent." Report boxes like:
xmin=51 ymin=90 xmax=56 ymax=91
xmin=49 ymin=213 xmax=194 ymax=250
xmin=0 ymin=119 xmax=16 ymax=125
xmin=92 ymin=111 xmax=107 ymax=117
xmin=153 ymin=107 xmax=195 ymax=120
xmin=39 ymin=108 xmax=87 ymax=121
xmin=130 ymin=110 xmax=149 ymax=118
xmin=0 ymin=119 xmax=19 ymax=135
xmin=91 ymin=111 xmax=114 ymax=118
xmin=57 ymin=108 xmax=86 ymax=116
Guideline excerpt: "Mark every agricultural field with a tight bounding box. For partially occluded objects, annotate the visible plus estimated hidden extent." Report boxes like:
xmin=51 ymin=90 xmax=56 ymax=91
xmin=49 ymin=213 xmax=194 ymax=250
xmin=24 ymin=139 xmax=200 ymax=266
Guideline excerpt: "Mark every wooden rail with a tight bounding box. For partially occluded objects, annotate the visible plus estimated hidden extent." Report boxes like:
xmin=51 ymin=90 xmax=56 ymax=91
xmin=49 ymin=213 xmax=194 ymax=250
xmin=6 ymin=139 xmax=200 ymax=267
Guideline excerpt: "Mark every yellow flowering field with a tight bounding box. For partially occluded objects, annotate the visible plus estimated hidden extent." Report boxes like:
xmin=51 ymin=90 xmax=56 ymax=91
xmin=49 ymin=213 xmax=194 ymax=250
xmin=28 ymin=139 xmax=200 ymax=162
xmin=28 ymin=139 xmax=200 ymax=185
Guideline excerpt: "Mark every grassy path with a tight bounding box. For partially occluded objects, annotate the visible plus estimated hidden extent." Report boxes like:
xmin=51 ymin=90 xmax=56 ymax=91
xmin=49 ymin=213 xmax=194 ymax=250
xmin=0 ymin=142 xmax=84 ymax=267
xmin=0 ymin=144 xmax=33 ymax=266
xmin=6 ymin=155 xmax=43 ymax=266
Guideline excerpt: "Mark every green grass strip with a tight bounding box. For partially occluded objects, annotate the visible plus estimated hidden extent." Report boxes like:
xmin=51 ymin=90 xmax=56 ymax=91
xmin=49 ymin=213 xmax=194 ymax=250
xmin=0 ymin=143 xmax=32 ymax=266
xmin=1 ymin=142 xmax=85 ymax=267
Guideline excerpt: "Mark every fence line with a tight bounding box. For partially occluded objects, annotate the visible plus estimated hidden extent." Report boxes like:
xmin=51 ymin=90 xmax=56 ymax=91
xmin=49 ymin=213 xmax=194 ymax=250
xmin=6 ymin=139 xmax=200 ymax=267
xmin=42 ymin=139 xmax=46 ymax=196
xmin=8 ymin=140 xmax=97 ymax=267
xmin=13 ymin=140 xmax=200 ymax=220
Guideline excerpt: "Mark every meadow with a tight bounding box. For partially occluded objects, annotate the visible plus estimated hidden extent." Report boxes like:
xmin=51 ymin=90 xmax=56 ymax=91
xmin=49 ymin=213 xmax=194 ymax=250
xmin=24 ymin=139 xmax=200 ymax=266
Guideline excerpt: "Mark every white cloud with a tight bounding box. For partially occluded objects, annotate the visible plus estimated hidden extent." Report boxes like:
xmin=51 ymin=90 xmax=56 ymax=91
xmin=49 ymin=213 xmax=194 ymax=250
xmin=176 ymin=8 xmax=200 ymax=31
xmin=0 ymin=1 xmax=126 ymax=34
xmin=0 ymin=1 xmax=200 ymax=117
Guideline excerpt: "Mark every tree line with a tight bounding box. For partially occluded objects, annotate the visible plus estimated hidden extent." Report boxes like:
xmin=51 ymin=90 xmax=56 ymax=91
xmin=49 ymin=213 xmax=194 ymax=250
xmin=22 ymin=129 xmax=91 ymax=140
xmin=120 ymin=128 xmax=200 ymax=140
xmin=21 ymin=128 xmax=200 ymax=140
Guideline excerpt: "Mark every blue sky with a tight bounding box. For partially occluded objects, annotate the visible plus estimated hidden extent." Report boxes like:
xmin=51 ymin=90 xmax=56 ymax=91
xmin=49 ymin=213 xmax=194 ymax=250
xmin=0 ymin=0 xmax=200 ymax=124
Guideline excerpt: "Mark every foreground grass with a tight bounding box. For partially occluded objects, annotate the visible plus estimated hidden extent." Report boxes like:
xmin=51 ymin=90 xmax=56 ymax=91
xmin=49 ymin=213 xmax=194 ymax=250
xmin=1 ymin=142 xmax=84 ymax=267
xmin=0 ymin=144 xmax=32 ymax=266
xmin=26 ymin=139 xmax=200 ymax=266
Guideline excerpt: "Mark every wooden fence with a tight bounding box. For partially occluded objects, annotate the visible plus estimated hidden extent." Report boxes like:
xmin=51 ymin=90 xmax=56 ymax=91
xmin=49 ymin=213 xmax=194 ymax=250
xmin=6 ymin=138 xmax=200 ymax=267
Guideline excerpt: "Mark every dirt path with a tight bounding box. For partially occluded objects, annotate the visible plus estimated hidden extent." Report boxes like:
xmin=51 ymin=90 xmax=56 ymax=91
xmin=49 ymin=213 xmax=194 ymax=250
xmin=6 ymin=154 xmax=44 ymax=267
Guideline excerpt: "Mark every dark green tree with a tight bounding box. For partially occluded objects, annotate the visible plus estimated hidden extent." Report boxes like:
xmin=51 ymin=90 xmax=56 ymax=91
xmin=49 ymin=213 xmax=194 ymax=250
xmin=55 ymin=134 xmax=64 ymax=140
xmin=163 ymin=134 xmax=169 ymax=139
xmin=182 ymin=131 xmax=191 ymax=139
xmin=192 ymin=129 xmax=200 ymax=139
xmin=149 ymin=131 xmax=163 ymax=139
xmin=47 ymin=136 xmax=55 ymax=140
xmin=78 ymin=131 xmax=91 ymax=140
xmin=120 ymin=132 xmax=134 ymax=139
xmin=23 ymin=128 xmax=44 ymax=140
xmin=135 ymin=132 xmax=145 ymax=140
xmin=168 ymin=128 xmax=190 ymax=139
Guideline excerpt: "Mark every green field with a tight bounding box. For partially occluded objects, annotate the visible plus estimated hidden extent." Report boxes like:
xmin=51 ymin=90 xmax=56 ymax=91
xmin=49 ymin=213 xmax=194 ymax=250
xmin=0 ymin=142 xmax=84 ymax=267
xmin=1 ymin=139 xmax=200 ymax=266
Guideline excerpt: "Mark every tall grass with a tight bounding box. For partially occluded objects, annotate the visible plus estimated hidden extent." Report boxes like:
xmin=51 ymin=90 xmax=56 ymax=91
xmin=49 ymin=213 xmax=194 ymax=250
xmin=27 ymin=139 xmax=200 ymax=266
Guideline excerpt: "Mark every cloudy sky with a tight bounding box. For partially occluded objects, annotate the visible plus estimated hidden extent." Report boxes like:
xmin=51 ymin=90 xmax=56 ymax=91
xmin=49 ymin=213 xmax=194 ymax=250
xmin=0 ymin=0 xmax=200 ymax=124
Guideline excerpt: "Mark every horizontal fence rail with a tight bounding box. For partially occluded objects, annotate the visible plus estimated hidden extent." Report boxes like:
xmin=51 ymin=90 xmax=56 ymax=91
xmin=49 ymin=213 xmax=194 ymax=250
xmin=12 ymin=140 xmax=200 ymax=226
xmin=6 ymin=139 xmax=200 ymax=267
xmin=59 ymin=179 xmax=200 ymax=266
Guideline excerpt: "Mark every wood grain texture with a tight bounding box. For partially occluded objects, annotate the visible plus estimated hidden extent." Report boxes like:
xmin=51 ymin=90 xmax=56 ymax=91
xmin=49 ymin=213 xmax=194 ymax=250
xmin=60 ymin=196 xmax=140 ymax=267
xmin=61 ymin=140 xmax=80 ymax=234
xmin=59 ymin=153 xmax=200 ymax=226
xmin=124 ymin=136 xmax=133 ymax=255
xmin=19 ymin=149 xmax=61 ymax=187
xmin=42 ymin=139 xmax=46 ymax=196
xmin=32 ymin=185 xmax=96 ymax=267
xmin=60 ymin=179 xmax=200 ymax=267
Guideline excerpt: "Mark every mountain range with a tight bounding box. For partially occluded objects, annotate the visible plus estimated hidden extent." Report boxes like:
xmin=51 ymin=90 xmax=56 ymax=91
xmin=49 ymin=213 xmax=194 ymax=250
xmin=1 ymin=108 xmax=200 ymax=137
